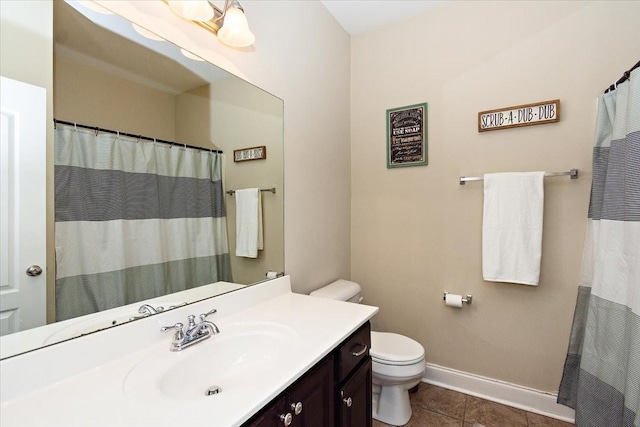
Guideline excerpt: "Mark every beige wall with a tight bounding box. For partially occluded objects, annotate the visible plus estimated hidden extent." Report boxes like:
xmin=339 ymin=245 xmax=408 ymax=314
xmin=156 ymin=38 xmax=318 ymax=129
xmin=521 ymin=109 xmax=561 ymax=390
xmin=99 ymin=0 xmax=352 ymax=294
xmin=351 ymin=1 xmax=640 ymax=392
xmin=1 ymin=1 xmax=54 ymax=322
xmin=54 ymin=54 xmax=177 ymax=139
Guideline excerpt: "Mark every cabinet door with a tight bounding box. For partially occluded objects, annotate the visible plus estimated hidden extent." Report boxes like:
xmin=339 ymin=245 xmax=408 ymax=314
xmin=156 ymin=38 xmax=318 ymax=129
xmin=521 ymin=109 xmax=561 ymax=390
xmin=338 ymin=357 xmax=372 ymax=427
xmin=244 ymin=396 xmax=292 ymax=427
xmin=288 ymin=354 xmax=334 ymax=427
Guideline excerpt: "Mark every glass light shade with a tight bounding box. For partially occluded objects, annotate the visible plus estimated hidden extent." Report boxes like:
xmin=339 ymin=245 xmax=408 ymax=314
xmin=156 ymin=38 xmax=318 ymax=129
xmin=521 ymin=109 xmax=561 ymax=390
xmin=132 ymin=23 xmax=164 ymax=41
xmin=168 ymin=1 xmax=214 ymax=21
xmin=77 ymin=1 xmax=113 ymax=15
xmin=217 ymin=7 xmax=255 ymax=47
xmin=180 ymin=48 xmax=205 ymax=61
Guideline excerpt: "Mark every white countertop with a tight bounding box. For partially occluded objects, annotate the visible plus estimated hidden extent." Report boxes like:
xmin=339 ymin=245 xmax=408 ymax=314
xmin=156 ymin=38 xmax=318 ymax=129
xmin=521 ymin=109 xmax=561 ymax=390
xmin=0 ymin=276 xmax=378 ymax=427
xmin=0 ymin=281 xmax=246 ymax=359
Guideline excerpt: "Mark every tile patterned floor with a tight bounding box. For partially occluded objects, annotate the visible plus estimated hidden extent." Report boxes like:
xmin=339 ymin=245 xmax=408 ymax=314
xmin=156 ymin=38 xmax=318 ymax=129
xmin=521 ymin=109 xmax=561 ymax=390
xmin=372 ymin=384 xmax=574 ymax=427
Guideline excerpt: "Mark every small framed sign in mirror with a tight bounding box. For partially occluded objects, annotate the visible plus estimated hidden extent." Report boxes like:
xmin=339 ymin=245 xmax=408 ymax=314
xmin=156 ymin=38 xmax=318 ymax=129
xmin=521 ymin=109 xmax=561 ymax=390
xmin=234 ymin=146 xmax=267 ymax=162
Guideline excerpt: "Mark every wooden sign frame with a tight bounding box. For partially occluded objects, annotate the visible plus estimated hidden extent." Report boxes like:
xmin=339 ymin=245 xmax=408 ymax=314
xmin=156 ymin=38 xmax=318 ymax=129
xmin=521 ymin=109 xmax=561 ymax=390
xmin=478 ymin=99 xmax=560 ymax=132
xmin=386 ymin=102 xmax=428 ymax=168
xmin=233 ymin=146 xmax=266 ymax=162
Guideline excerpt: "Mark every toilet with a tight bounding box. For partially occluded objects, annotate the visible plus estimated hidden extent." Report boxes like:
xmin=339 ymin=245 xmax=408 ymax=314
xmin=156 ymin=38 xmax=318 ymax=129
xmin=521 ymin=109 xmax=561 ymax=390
xmin=310 ymin=279 xmax=426 ymax=426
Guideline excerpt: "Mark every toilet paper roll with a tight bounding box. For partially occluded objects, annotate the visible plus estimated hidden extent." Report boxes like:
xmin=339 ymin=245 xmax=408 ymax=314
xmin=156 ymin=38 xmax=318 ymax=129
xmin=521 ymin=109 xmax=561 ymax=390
xmin=266 ymin=271 xmax=278 ymax=279
xmin=445 ymin=293 xmax=463 ymax=308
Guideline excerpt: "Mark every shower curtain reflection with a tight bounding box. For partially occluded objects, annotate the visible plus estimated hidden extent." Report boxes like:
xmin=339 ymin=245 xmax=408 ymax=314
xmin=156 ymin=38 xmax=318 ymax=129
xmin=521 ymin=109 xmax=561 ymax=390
xmin=54 ymin=125 xmax=231 ymax=321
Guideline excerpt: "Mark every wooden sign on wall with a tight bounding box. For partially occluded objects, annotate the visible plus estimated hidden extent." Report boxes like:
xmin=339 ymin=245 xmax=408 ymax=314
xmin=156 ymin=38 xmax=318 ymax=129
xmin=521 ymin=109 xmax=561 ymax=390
xmin=478 ymin=99 xmax=560 ymax=132
xmin=234 ymin=146 xmax=266 ymax=162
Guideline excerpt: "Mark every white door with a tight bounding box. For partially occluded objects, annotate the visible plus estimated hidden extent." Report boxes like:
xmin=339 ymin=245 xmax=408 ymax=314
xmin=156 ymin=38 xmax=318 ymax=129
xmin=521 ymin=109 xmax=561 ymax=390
xmin=0 ymin=76 xmax=47 ymax=335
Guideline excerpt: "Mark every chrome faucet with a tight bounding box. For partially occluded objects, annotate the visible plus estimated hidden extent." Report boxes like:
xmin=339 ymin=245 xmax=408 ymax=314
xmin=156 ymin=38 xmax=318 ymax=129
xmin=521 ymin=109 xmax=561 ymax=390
xmin=130 ymin=302 xmax=188 ymax=321
xmin=138 ymin=304 xmax=161 ymax=316
xmin=161 ymin=308 xmax=220 ymax=351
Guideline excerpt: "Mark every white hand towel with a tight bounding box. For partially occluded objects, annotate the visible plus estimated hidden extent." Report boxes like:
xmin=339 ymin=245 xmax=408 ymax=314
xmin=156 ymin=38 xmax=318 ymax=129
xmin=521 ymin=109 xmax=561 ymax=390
xmin=482 ymin=172 xmax=545 ymax=286
xmin=235 ymin=188 xmax=263 ymax=258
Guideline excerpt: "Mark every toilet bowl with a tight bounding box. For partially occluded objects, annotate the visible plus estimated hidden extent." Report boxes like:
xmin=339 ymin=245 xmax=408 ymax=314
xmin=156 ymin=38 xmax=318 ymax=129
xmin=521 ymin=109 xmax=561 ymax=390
xmin=309 ymin=280 xmax=426 ymax=426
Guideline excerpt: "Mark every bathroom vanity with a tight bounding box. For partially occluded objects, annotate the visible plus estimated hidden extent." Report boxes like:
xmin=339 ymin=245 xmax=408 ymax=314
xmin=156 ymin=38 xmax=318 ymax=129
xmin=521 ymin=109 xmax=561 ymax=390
xmin=245 ymin=322 xmax=372 ymax=426
xmin=0 ymin=276 xmax=378 ymax=427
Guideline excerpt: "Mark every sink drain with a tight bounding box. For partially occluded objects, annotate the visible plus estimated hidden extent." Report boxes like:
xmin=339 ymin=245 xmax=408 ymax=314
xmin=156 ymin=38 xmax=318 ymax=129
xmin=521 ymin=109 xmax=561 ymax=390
xmin=205 ymin=385 xmax=222 ymax=396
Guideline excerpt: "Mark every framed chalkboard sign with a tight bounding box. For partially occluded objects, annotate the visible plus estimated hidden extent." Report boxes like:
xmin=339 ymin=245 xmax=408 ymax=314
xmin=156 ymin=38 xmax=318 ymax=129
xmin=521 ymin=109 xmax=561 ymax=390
xmin=386 ymin=103 xmax=428 ymax=168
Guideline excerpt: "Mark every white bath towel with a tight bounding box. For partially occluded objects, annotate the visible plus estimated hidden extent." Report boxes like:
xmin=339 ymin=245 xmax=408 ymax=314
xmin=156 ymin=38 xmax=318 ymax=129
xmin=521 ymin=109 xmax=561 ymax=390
xmin=235 ymin=188 xmax=263 ymax=258
xmin=482 ymin=172 xmax=545 ymax=286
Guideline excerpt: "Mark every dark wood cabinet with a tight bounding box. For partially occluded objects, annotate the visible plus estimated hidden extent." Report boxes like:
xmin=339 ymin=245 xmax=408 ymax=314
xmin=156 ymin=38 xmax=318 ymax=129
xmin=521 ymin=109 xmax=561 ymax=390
xmin=243 ymin=322 xmax=371 ymax=427
xmin=337 ymin=357 xmax=372 ymax=427
xmin=288 ymin=355 xmax=334 ymax=426
xmin=335 ymin=322 xmax=372 ymax=427
xmin=244 ymin=396 xmax=290 ymax=427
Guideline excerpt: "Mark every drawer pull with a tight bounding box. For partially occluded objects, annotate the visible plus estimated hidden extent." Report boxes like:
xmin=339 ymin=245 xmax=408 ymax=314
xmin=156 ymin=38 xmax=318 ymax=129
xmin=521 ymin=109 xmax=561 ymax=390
xmin=279 ymin=412 xmax=292 ymax=426
xmin=350 ymin=343 xmax=368 ymax=357
xmin=343 ymin=396 xmax=353 ymax=407
xmin=291 ymin=401 xmax=303 ymax=415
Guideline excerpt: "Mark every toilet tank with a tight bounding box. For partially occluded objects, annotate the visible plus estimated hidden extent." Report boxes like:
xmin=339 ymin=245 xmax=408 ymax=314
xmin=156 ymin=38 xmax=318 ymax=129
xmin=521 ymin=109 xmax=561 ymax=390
xmin=309 ymin=279 xmax=362 ymax=303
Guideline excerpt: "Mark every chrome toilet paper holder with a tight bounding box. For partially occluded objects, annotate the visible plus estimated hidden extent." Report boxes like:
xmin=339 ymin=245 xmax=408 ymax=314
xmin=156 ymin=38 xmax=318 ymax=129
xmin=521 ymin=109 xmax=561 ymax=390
xmin=443 ymin=292 xmax=473 ymax=305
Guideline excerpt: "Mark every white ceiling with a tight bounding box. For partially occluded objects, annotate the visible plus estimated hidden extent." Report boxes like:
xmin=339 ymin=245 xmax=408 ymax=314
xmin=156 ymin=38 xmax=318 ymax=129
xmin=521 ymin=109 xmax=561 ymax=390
xmin=320 ymin=0 xmax=449 ymax=35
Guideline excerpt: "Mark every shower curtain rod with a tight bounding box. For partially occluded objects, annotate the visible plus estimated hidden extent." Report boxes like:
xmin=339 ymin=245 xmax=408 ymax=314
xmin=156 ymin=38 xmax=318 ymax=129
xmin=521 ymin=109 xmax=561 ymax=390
xmin=604 ymin=60 xmax=640 ymax=93
xmin=53 ymin=119 xmax=223 ymax=154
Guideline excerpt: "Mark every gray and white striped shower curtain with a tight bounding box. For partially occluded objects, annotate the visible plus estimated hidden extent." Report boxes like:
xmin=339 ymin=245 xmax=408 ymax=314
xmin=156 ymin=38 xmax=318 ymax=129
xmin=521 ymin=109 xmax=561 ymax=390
xmin=558 ymin=67 xmax=640 ymax=426
xmin=54 ymin=126 xmax=231 ymax=321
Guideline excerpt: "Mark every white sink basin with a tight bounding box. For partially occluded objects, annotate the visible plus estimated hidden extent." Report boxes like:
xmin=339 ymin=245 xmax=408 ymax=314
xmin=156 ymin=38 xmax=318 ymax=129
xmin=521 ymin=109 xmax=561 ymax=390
xmin=123 ymin=321 xmax=298 ymax=401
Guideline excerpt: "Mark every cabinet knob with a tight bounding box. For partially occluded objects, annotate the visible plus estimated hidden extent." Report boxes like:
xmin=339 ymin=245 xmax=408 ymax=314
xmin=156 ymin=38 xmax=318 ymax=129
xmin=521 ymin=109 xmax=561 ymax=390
xmin=279 ymin=412 xmax=292 ymax=426
xmin=343 ymin=396 xmax=353 ymax=407
xmin=291 ymin=401 xmax=303 ymax=415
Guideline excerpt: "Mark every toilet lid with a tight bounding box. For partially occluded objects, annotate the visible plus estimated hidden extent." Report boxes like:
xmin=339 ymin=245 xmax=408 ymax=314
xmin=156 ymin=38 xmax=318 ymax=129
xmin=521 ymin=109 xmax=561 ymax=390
xmin=370 ymin=331 xmax=425 ymax=365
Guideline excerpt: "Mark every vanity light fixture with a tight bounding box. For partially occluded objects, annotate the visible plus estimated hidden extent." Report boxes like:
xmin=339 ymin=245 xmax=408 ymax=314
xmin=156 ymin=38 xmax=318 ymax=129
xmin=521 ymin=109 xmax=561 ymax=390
xmin=166 ymin=0 xmax=255 ymax=48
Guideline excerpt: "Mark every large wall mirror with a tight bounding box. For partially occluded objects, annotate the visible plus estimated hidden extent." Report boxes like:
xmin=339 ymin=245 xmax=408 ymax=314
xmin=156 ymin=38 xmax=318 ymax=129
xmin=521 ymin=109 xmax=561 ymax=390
xmin=0 ymin=0 xmax=284 ymax=359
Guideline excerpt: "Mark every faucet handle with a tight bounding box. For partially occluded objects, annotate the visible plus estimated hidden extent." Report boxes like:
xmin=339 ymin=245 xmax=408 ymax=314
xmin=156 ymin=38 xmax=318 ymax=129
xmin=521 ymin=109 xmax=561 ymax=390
xmin=161 ymin=322 xmax=184 ymax=337
xmin=199 ymin=308 xmax=217 ymax=322
xmin=187 ymin=315 xmax=197 ymax=328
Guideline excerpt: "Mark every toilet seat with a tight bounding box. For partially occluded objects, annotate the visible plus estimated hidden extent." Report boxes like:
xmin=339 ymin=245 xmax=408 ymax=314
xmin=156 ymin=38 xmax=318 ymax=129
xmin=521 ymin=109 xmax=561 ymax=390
xmin=370 ymin=331 xmax=425 ymax=366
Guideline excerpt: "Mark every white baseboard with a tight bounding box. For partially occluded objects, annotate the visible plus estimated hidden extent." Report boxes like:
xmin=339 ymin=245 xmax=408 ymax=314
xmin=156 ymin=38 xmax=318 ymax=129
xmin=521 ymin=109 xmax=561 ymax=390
xmin=422 ymin=363 xmax=575 ymax=424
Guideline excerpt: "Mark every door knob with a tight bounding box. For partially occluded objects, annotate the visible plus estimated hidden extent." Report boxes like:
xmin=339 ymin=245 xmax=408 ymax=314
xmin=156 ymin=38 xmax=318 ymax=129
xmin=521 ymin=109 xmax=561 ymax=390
xmin=343 ymin=396 xmax=353 ymax=407
xmin=26 ymin=265 xmax=43 ymax=276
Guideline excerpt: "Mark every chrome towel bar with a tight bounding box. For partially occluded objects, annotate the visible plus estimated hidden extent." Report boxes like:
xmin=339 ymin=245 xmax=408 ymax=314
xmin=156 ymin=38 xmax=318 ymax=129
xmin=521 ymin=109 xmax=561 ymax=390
xmin=226 ymin=187 xmax=276 ymax=195
xmin=459 ymin=168 xmax=578 ymax=185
